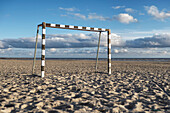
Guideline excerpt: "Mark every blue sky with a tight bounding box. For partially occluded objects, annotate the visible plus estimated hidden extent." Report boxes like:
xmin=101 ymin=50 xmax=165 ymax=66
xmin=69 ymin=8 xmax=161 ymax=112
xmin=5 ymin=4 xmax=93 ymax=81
xmin=0 ymin=0 xmax=170 ymax=58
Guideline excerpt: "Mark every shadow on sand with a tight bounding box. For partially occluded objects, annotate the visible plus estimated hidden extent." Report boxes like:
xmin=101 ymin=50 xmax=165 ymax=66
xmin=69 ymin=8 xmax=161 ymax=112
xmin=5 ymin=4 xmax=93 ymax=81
xmin=95 ymin=71 xmax=108 ymax=74
xmin=21 ymin=74 xmax=41 ymax=78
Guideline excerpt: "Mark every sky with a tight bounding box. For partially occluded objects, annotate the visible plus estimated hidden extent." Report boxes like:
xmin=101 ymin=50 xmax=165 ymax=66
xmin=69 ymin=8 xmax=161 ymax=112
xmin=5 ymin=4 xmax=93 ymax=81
xmin=0 ymin=0 xmax=170 ymax=58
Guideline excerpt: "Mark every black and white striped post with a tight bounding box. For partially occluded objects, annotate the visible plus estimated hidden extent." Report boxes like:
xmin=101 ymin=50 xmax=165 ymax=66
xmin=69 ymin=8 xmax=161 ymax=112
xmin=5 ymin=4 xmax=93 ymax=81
xmin=41 ymin=22 xmax=46 ymax=77
xmin=33 ymin=22 xmax=112 ymax=77
xmin=108 ymin=29 xmax=112 ymax=75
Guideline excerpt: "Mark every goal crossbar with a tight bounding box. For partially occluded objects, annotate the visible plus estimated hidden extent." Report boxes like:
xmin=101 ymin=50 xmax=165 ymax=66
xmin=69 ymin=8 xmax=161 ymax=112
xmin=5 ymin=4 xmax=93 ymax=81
xmin=38 ymin=23 xmax=109 ymax=32
xmin=32 ymin=22 xmax=111 ymax=77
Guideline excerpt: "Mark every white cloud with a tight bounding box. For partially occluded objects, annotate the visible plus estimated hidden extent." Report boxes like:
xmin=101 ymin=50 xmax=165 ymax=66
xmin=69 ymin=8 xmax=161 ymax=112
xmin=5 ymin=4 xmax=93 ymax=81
xmin=0 ymin=41 xmax=4 ymax=48
xmin=2 ymin=33 xmax=170 ymax=49
xmin=112 ymin=6 xmax=125 ymax=9
xmin=114 ymin=49 xmax=119 ymax=53
xmin=69 ymin=13 xmax=110 ymax=21
xmin=62 ymin=12 xmax=138 ymax=24
xmin=162 ymin=51 xmax=168 ymax=54
xmin=0 ymin=41 xmax=10 ymax=48
xmin=0 ymin=48 xmax=12 ymax=54
xmin=69 ymin=13 xmax=86 ymax=19
xmin=115 ymin=13 xmax=138 ymax=24
xmin=139 ymin=13 xmax=145 ymax=15
xmin=0 ymin=33 xmax=123 ymax=49
xmin=120 ymin=48 xmax=128 ymax=53
xmin=88 ymin=13 xmax=109 ymax=21
xmin=117 ymin=28 xmax=170 ymax=40
xmin=113 ymin=48 xmax=128 ymax=54
xmin=59 ymin=7 xmax=78 ymax=12
xmin=125 ymin=8 xmax=135 ymax=13
xmin=49 ymin=48 xmax=57 ymax=52
xmin=126 ymin=33 xmax=170 ymax=48
xmin=145 ymin=5 xmax=170 ymax=20
xmin=6 ymin=48 xmax=12 ymax=51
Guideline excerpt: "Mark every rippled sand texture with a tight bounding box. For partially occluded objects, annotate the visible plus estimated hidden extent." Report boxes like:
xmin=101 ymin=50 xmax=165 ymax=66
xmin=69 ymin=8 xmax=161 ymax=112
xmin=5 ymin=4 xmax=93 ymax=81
xmin=0 ymin=60 xmax=169 ymax=112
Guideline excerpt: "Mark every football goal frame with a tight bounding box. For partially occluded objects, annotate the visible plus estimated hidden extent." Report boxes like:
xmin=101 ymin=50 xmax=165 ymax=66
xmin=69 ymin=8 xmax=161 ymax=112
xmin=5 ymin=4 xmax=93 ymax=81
xmin=32 ymin=22 xmax=111 ymax=77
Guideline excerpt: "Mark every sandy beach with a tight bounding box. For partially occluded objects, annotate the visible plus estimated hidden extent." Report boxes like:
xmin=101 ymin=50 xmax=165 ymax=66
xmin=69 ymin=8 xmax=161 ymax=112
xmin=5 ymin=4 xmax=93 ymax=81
xmin=0 ymin=60 xmax=169 ymax=112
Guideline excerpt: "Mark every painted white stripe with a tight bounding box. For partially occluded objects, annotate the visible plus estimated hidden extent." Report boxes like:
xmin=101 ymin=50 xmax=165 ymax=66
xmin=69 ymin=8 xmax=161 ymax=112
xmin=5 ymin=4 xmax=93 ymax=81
xmin=109 ymin=54 xmax=111 ymax=59
xmin=78 ymin=26 xmax=82 ymax=29
xmin=86 ymin=27 xmax=90 ymax=30
xmin=42 ymin=39 xmax=45 ymax=45
xmin=109 ymin=43 xmax=111 ymax=48
xmin=94 ymin=28 xmax=98 ymax=30
xmin=109 ymin=63 xmax=111 ymax=67
xmin=69 ymin=25 xmax=74 ymax=28
xmin=42 ymin=29 xmax=46 ymax=34
xmin=109 ymin=34 xmax=111 ymax=39
xmin=60 ymin=25 xmax=65 ymax=28
xmin=42 ymin=50 xmax=45 ymax=55
xmin=101 ymin=28 xmax=106 ymax=31
xmin=42 ymin=60 xmax=45 ymax=66
xmin=109 ymin=69 xmax=111 ymax=74
xmin=51 ymin=24 xmax=56 ymax=27
xmin=41 ymin=71 xmax=45 ymax=78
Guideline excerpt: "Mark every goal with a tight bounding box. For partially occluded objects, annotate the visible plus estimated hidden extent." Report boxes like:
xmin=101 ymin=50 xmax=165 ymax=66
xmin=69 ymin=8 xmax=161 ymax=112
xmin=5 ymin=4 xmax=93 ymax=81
xmin=32 ymin=22 xmax=111 ymax=77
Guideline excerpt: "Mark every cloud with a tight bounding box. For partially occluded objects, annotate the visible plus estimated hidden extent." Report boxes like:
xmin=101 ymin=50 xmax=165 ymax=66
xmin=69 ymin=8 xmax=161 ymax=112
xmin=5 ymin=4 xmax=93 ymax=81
xmin=0 ymin=33 xmax=123 ymax=49
xmin=0 ymin=48 xmax=12 ymax=54
xmin=77 ymin=13 xmax=138 ymax=24
xmin=113 ymin=48 xmax=128 ymax=54
xmin=59 ymin=7 xmax=78 ymax=12
xmin=114 ymin=13 xmax=138 ymax=24
xmin=2 ymin=33 xmax=170 ymax=50
xmin=0 ymin=41 xmax=5 ymax=48
xmin=88 ymin=13 xmax=110 ymax=21
xmin=69 ymin=13 xmax=86 ymax=19
xmin=69 ymin=13 xmax=109 ymax=21
xmin=49 ymin=48 xmax=57 ymax=52
xmin=112 ymin=6 xmax=125 ymax=9
xmin=0 ymin=41 xmax=11 ymax=48
xmin=125 ymin=8 xmax=135 ymax=13
xmin=145 ymin=5 xmax=170 ymax=20
xmin=2 ymin=37 xmax=36 ymax=49
xmin=87 ymin=13 xmax=138 ymax=24
xmin=113 ymin=49 xmax=119 ymax=53
xmin=62 ymin=11 xmax=138 ymax=24
xmin=125 ymin=34 xmax=170 ymax=48
xmin=139 ymin=13 xmax=145 ymax=15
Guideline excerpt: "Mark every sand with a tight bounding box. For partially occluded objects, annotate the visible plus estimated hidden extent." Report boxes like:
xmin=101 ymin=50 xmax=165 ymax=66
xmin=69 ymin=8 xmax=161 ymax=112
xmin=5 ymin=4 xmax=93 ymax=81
xmin=0 ymin=60 xmax=169 ymax=112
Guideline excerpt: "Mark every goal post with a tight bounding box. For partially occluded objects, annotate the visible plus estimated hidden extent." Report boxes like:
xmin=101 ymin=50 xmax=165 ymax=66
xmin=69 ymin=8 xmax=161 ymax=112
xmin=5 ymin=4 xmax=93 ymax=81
xmin=32 ymin=22 xmax=112 ymax=77
xmin=108 ymin=29 xmax=112 ymax=75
